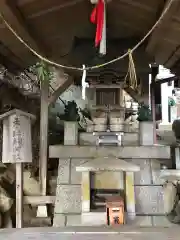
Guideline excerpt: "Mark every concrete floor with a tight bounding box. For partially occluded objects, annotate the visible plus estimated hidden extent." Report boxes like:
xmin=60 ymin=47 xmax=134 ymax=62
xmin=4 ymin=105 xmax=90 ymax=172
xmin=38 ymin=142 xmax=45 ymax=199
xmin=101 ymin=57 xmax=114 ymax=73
xmin=1 ymin=227 xmax=180 ymax=240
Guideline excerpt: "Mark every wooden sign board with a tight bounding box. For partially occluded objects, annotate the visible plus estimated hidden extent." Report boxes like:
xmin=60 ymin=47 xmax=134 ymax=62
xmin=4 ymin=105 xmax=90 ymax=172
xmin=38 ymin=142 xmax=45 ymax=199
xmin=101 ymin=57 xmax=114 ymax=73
xmin=0 ymin=109 xmax=35 ymax=163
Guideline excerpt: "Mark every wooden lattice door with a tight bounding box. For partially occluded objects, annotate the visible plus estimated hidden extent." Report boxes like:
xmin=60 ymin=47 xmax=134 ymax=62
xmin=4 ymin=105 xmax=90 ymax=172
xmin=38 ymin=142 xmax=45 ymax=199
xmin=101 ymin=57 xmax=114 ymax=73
xmin=96 ymin=88 xmax=119 ymax=105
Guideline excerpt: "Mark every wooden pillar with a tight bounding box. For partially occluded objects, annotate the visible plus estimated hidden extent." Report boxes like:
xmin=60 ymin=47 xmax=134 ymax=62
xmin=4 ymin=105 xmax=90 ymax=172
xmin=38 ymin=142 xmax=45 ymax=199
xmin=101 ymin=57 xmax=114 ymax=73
xmin=16 ymin=163 xmax=23 ymax=228
xmin=125 ymin=172 xmax=136 ymax=220
xmin=38 ymin=79 xmax=49 ymax=217
xmin=150 ymin=64 xmax=159 ymax=144
xmin=119 ymin=88 xmax=124 ymax=106
xmin=175 ymin=147 xmax=180 ymax=169
xmin=81 ymin=172 xmax=90 ymax=213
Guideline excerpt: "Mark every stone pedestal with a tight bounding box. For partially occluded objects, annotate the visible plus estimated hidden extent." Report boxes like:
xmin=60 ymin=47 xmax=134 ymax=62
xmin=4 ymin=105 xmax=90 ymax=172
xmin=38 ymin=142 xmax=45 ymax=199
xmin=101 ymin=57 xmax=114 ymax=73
xmin=139 ymin=121 xmax=154 ymax=145
xmin=109 ymin=111 xmax=125 ymax=132
xmin=50 ymin=144 xmax=171 ymax=226
xmin=109 ymin=118 xmax=124 ymax=132
xmin=54 ymin=120 xmax=81 ymax=227
xmin=64 ymin=121 xmax=78 ymax=145
xmin=93 ymin=118 xmax=107 ymax=132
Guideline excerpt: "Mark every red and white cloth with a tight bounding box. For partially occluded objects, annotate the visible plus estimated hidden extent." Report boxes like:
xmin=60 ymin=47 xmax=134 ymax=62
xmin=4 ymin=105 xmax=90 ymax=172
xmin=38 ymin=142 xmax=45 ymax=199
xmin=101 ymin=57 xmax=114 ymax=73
xmin=90 ymin=0 xmax=106 ymax=55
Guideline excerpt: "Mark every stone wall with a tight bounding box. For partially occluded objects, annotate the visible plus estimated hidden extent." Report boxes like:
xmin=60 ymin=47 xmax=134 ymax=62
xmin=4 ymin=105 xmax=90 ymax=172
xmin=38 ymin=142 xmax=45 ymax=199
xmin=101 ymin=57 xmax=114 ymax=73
xmin=50 ymin=85 xmax=96 ymax=116
xmin=53 ymin=156 xmax=173 ymax=227
xmin=127 ymin=158 xmax=173 ymax=226
xmin=52 ymin=122 xmax=172 ymax=227
xmin=53 ymin=158 xmax=89 ymax=226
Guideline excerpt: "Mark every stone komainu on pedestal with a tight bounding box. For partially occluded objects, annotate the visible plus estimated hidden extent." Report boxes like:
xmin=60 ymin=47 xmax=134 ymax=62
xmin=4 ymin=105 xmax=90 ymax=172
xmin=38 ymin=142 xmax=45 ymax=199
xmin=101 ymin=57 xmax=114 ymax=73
xmin=164 ymin=181 xmax=180 ymax=224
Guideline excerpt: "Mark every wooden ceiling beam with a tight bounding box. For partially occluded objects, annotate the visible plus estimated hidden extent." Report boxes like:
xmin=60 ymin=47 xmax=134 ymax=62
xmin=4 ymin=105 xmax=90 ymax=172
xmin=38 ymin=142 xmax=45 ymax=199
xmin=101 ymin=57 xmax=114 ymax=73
xmin=0 ymin=41 xmax=26 ymax=71
xmin=0 ymin=0 xmax=46 ymax=58
xmin=146 ymin=0 xmax=179 ymax=55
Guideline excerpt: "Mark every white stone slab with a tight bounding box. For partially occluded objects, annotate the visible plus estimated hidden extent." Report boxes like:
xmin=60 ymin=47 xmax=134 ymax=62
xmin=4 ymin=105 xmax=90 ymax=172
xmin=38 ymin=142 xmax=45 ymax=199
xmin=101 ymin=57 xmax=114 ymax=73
xmin=81 ymin=212 xmax=106 ymax=226
xmin=135 ymin=186 xmax=164 ymax=214
xmin=64 ymin=121 xmax=78 ymax=145
xmin=49 ymin=145 xmax=171 ymax=159
xmin=76 ymin=157 xmax=140 ymax=172
xmin=160 ymin=169 xmax=180 ymax=181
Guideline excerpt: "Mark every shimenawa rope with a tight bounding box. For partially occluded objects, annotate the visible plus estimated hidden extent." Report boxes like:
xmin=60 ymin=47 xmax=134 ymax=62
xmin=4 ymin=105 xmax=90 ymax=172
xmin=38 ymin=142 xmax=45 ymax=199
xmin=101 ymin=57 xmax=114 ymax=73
xmin=0 ymin=0 xmax=175 ymax=71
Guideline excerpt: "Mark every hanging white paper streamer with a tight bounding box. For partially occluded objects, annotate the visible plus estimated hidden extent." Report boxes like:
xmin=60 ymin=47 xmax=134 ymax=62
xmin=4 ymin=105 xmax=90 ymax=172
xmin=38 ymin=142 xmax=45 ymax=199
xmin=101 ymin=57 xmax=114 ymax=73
xmin=81 ymin=65 xmax=88 ymax=100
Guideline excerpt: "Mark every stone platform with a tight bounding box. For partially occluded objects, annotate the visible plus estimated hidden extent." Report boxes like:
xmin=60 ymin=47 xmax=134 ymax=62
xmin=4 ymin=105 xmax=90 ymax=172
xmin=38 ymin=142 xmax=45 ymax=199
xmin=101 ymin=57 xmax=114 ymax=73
xmin=50 ymin=144 xmax=171 ymax=227
xmin=0 ymin=226 xmax=180 ymax=240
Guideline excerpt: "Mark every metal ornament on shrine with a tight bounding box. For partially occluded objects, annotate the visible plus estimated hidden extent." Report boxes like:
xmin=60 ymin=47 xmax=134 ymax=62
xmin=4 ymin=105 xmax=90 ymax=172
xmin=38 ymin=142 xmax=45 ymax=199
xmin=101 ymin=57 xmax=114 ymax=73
xmin=0 ymin=109 xmax=36 ymax=163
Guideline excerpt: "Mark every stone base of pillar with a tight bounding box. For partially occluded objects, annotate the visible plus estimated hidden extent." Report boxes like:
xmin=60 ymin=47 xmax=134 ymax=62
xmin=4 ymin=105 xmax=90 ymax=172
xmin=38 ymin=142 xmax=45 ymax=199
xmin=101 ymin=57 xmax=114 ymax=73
xmin=36 ymin=205 xmax=48 ymax=218
xmin=139 ymin=121 xmax=154 ymax=145
xmin=64 ymin=121 xmax=78 ymax=145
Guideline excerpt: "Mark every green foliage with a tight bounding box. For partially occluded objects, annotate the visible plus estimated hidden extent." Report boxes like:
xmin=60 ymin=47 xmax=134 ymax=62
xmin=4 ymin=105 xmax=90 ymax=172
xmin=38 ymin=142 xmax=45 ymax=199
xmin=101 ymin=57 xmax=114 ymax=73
xmin=80 ymin=107 xmax=92 ymax=121
xmin=29 ymin=61 xmax=54 ymax=82
xmin=168 ymin=97 xmax=176 ymax=106
xmin=57 ymin=100 xmax=92 ymax=126
xmin=137 ymin=102 xmax=152 ymax=122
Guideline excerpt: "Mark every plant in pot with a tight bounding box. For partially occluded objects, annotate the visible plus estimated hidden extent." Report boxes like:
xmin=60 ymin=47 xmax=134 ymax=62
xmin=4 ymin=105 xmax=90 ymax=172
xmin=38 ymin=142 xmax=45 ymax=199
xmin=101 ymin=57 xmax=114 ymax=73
xmin=137 ymin=103 xmax=153 ymax=145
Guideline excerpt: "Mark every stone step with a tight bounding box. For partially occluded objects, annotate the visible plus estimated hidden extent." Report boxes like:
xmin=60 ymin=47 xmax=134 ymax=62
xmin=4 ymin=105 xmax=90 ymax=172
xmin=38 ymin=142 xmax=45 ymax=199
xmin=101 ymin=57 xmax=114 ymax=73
xmin=24 ymin=217 xmax=51 ymax=227
xmin=81 ymin=212 xmax=175 ymax=227
xmin=1 ymin=225 xmax=180 ymax=239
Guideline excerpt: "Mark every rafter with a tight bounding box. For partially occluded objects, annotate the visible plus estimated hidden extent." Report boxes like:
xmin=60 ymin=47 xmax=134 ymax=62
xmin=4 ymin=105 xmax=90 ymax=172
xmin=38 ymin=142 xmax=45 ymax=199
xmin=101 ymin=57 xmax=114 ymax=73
xmin=146 ymin=0 xmax=179 ymax=55
xmin=48 ymin=77 xmax=73 ymax=106
xmin=0 ymin=0 xmax=41 ymax=51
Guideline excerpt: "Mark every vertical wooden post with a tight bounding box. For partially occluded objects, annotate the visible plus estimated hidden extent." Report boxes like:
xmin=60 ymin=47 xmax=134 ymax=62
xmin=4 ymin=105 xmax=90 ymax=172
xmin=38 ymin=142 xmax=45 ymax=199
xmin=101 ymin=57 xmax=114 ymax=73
xmin=119 ymin=87 xmax=124 ymax=106
xmin=16 ymin=163 xmax=23 ymax=228
xmin=81 ymin=172 xmax=90 ymax=213
xmin=175 ymin=147 xmax=180 ymax=169
xmin=125 ymin=172 xmax=136 ymax=220
xmin=150 ymin=64 xmax=159 ymax=144
xmin=38 ymin=79 xmax=49 ymax=217
xmin=150 ymin=83 xmax=156 ymax=144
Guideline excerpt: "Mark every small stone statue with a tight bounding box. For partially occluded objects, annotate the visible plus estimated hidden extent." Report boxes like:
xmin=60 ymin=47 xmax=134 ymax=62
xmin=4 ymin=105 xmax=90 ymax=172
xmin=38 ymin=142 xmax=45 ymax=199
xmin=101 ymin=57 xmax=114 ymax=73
xmin=172 ymin=119 xmax=180 ymax=143
xmin=163 ymin=181 xmax=180 ymax=224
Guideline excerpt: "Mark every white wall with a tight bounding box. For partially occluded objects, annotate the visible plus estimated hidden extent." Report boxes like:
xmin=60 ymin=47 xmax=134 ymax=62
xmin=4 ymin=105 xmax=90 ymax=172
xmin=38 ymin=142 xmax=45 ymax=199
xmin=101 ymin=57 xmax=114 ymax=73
xmin=50 ymin=85 xmax=96 ymax=115
xmin=158 ymin=65 xmax=175 ymax=123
